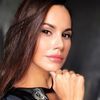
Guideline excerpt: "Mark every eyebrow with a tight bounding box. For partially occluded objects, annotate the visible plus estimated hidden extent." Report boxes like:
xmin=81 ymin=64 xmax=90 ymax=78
xmin=43 ymin=23 xmax=55 ymax=29
xmin=64 ymin=28 xmax=72 ymax=32
xmin=43 ymin=23 xmax=72 ymax=32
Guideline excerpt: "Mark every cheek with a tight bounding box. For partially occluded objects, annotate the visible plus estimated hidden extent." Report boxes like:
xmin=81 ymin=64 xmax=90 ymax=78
xmin=39 ymin=38 xmax=49 ymax=52
xmin=34 ymin=38 xmax=49 ymax=59
xmin=64 ymin=40 xmax=71 ymax=57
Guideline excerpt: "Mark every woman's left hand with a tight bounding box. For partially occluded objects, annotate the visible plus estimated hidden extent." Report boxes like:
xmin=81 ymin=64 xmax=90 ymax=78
xmin=50 ymin=69 xmax=85 ymax=100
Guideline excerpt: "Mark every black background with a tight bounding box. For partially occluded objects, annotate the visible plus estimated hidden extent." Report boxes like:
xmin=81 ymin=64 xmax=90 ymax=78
xmin=65 ymin=0 xmax=100 ymax=99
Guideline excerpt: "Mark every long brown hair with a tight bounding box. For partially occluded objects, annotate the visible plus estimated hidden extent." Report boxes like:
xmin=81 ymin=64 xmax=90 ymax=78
xmin=0 ymin=0 xmax=70 ymax=97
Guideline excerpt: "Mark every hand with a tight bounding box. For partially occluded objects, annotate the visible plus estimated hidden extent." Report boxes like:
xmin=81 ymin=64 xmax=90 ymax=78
xmin=50 ymin=70 xmax=85 ymax=100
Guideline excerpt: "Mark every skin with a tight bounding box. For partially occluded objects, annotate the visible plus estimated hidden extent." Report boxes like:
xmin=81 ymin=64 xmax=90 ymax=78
xmin=15 ymin=5 xmax=84 ymax=100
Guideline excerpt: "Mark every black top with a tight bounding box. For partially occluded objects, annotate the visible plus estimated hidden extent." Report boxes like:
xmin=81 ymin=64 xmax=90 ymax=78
xmin=2 ymin=87 xmax=54 ymax=100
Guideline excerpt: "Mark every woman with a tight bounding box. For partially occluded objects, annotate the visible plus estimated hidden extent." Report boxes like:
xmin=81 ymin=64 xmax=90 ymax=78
xmin=0 ymin=0 xmax=84 ymax=99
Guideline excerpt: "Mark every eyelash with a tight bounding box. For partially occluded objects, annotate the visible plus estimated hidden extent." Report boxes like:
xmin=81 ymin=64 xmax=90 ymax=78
xmin=41 ymin=29 xmax=72 ymax=39
xmin=41 ymin=29 xmax=52 ymax=36
xmin=62 ymin=33 xmax=72 ymax=39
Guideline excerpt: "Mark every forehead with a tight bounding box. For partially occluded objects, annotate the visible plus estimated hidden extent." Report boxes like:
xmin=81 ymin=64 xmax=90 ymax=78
xmin=44 ymin=5 xmax=71 ymax=28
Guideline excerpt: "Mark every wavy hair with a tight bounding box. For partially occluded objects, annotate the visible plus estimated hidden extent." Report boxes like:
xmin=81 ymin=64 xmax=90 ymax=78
xmin=0 ymin=0 xmax=70 ymax=97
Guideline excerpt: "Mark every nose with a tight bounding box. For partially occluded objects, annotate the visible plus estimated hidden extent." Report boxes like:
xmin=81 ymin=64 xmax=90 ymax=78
xmin=52 ymin=35 xmax=64 ymax=50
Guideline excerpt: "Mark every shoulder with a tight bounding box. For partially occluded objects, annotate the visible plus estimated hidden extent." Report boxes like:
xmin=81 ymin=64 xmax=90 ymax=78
xmin=2 ymin=95 xmax=22 ymax=100
xmin=2 ymin=88 xmax=35 ymax=100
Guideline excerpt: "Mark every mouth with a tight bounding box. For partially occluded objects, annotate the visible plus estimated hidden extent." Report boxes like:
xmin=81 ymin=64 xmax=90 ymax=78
xmin=46 ymin=55 xmax=64 ymax=63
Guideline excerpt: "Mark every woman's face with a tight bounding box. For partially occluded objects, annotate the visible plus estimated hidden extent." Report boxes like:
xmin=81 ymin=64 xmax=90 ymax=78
xmin=32 ymin=5 xmax=72 ymax=72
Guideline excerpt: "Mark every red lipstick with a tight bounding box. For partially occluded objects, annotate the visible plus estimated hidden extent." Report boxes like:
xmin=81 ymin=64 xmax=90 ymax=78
xmin=47 ymin=55 xmax=63 ymax=63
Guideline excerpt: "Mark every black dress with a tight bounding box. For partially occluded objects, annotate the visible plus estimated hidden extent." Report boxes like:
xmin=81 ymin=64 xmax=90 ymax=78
xmin=2 ymin=87 xmax=54 ymax=100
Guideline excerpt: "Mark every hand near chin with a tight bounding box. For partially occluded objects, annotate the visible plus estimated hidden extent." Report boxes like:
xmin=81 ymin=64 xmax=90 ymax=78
xmin=50 ymin=69 xmax=85 ymax=100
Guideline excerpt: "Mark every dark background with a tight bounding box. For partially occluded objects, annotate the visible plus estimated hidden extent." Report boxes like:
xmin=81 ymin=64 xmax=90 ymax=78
xmin=0 ymin=0 xmax=100 ymax=100
xmin=66 ymin=0 xmax=100 ymax=100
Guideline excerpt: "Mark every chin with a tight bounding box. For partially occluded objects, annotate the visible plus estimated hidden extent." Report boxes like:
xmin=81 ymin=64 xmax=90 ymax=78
xmin=45 ymin=64 xmax=63 ymax=72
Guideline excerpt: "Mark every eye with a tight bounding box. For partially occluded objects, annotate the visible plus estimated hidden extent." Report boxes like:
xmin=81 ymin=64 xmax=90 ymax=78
xmin=62 ymin=32 xmax=72 ymax=39
xmin=41 ymin=29 xmax=52 ymax=36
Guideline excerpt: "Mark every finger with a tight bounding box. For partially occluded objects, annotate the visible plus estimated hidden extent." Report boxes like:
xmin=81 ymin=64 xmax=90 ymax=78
xmin=75 ymin=75 xmax=85 ymax=100
xmin=62 ymin=69 xmax=68 ymax=74
xmin=69 ymin=71 xmax=77 ymax=100
xmin=69 ymin=70 xmax=75 ymax=74
xmin=50 ymin=72 xmax=56 ymax=89
xmin=56 ymin=69 xmax=63 ymax=74
xmin=62 ymin=70 xmax=70 ymax=79
xmin=50 ymin=72 xmax=56 ymax=80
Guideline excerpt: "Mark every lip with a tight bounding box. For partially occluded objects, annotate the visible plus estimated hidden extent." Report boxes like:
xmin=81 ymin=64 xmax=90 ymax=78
xmin=46 ymin=54 xmax=64 ymax=63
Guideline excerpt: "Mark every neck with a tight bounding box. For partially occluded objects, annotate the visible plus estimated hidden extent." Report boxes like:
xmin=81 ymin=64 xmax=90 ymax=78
xmin=14 ymin=63 xmax=52 ymax=89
